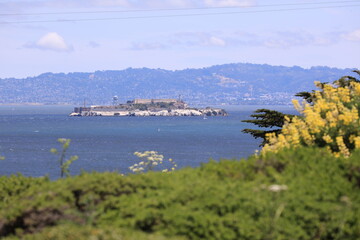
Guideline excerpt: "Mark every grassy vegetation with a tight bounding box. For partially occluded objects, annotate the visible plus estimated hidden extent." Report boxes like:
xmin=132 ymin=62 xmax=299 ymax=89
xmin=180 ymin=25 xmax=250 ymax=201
xmin=1 ymin=147 xmax=359 ymax=240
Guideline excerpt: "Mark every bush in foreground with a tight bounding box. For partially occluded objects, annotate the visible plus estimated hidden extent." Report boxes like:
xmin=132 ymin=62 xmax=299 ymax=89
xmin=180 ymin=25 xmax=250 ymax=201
xmin=0 ymin=147 xmax=359 ymax=240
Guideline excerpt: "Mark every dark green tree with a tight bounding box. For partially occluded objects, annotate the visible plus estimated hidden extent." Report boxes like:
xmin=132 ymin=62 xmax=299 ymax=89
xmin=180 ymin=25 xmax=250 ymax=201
xmin=242 ymin=70 xmax=360 ymax=146
xmin=242 ymin=109 xmax=294 ymax=146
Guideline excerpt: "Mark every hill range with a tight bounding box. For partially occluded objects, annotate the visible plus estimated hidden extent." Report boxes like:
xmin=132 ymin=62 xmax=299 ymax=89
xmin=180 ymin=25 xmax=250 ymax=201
xmin=0 ymin=63 xmax=355 ymax=105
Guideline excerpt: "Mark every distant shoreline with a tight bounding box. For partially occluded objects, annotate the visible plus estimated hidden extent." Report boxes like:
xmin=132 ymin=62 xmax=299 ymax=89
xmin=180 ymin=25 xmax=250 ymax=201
xmin=0 ymin=103 xmax=293 ymax=106
xmin=0 ymin=103 xmax=73 ymax=106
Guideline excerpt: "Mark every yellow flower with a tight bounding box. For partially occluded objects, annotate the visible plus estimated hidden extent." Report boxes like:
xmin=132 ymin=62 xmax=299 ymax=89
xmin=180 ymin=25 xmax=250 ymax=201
xmin=323 ymin=135 xmax=333 ymax=144
xmin=352 ymin=82 xmax=360 ymax=95
xmin=350 ymin=135 xmax=360 ymax=149
xmin=262 ymin=81 xmax=360 ymax=157
xmin=336 ymin=136 xmax=350 ymax=157
xmin=292 ymin=99 xmax=303 ymax=112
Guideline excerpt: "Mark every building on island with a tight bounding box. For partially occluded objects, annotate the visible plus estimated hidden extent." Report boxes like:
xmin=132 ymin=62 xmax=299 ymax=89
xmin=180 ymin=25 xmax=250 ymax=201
xmin=70 ymin=98 xmax=228 ymax=117
xmin=132 ymin=99 xmax=187 ymax=109
xmin=133 ymin=99 xmax=177 ymax=104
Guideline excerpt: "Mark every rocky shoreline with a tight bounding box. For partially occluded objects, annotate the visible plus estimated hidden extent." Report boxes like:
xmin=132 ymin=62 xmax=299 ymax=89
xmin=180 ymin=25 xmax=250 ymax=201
xmin=70 ymin=107 xmax=227 ymax=117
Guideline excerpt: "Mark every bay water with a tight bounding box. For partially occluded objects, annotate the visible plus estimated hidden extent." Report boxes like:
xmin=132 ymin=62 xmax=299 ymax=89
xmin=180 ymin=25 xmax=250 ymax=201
xmin=0 ymin=105 xmax=295 ymax=179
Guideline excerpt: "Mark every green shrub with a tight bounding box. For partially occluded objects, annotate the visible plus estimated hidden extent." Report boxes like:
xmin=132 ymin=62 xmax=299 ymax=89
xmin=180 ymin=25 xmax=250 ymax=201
xmin=2 ymin=224 xmax=184 ymax=240
xmin=0 ymin=174 xmax=49 ymax=207
xmin=0 ymin=148 xmax=359 ymax=240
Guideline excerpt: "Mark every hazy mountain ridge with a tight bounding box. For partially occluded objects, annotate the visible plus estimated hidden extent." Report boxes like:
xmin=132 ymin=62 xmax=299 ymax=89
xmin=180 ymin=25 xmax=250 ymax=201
xmin=0 ymin=63 xmax=353 ymax=105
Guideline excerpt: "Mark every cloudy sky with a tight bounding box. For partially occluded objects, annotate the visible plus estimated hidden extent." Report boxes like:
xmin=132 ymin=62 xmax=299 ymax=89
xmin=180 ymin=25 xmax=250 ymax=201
xmin=1 ymin=0 xmax=359 ymax=78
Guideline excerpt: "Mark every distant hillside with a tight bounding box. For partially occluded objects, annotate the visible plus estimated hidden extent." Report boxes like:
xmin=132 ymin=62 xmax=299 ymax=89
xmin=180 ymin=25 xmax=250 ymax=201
xmin=0 ymin=63 xmax=354 ymax=105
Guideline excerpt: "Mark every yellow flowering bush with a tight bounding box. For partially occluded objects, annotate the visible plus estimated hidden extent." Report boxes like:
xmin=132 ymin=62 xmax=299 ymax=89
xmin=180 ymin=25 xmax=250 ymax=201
xmin=262 ymin=81 xmax=360 ymax=157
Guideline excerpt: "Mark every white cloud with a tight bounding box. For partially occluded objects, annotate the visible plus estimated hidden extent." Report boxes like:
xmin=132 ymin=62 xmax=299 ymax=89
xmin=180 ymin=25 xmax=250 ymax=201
xmin=24 ymin=32 xmax=73 ymax=52
xmin=263 ymin=32 xmax=309 ymax=48
xmin=166 ymin=0 xmax=192 ymax=7
xmin=128 ymin=29 xmax=344 ymax=51
xmin=1 ymin=0 xmax=256 ymax=11
xmin=260 ymin=31 xmax=340 ymax=49
xmin=203 ymin=0 xmax=255 ymax=7
xmin=342 ymin=29 xmax=360 ymax=41
xmin=92 ymin=0 xmax=130 ymax=7
xmin=165 ymin=30 xmax=333 ymax=49
xmin=130 ymin=0 xmax=193 ymax=8
xmin=208 ymin=36 xmax=226 ymax=46
xmin=313 ymin=37 xmax=332 ymax=46
xmin=130 ymin=32 xmax=227 ymax=50
xmin=171 ymin=32 xmax=227 ymax=47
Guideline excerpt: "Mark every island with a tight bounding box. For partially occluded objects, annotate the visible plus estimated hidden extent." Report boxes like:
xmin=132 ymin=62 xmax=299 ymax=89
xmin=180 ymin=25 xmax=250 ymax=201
xmin=70 ymin=98 xmax=227 ymax=117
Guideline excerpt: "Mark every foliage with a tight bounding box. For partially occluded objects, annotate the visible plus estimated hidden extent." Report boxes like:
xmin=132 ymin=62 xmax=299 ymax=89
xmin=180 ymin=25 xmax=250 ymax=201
xmin=132 ymin=104 xmax=148 ymax=111
xmin=131 ymin=102 xmax=175 ymax=111
xmin=0 ymin=174 xmax=49 ymax=209
xmin=50 ymin=138 xmax=78 ymax=178
xmin=0 ymin=147 xmax=359 ymax=240
xmin=263 ymin=81 xmax=360 ymax=157
xmin=243 ymin=71 xmax=360 ymax=145
xmin=2 ymin=224 xmax=184 ymax=240
xmin=242 ymin=109 xmax=294 ymax=146
xmin=158 ymin=102 xmax=174 ymax=109
xmin=130 ymin=151 xmax=177 ymax=173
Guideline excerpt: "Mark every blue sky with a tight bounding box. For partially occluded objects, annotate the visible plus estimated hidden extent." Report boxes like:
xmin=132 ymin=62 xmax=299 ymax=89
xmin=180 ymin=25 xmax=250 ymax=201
xmin=1 ymin=0 xmax=359 ymax=78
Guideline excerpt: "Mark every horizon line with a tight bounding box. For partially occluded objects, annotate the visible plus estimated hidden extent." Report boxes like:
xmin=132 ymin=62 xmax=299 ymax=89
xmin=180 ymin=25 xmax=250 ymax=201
xmin=1 ymin=62 xmax=356 ymax=79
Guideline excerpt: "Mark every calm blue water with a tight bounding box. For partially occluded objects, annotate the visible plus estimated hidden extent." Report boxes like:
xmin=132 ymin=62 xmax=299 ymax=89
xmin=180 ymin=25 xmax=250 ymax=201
xmin=0 ymin=105 xmax=295 ymax=179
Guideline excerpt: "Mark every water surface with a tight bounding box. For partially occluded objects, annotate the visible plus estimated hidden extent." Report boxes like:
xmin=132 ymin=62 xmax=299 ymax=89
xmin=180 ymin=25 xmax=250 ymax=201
xmin=0 ymin=105 xmax=296 ymax=179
